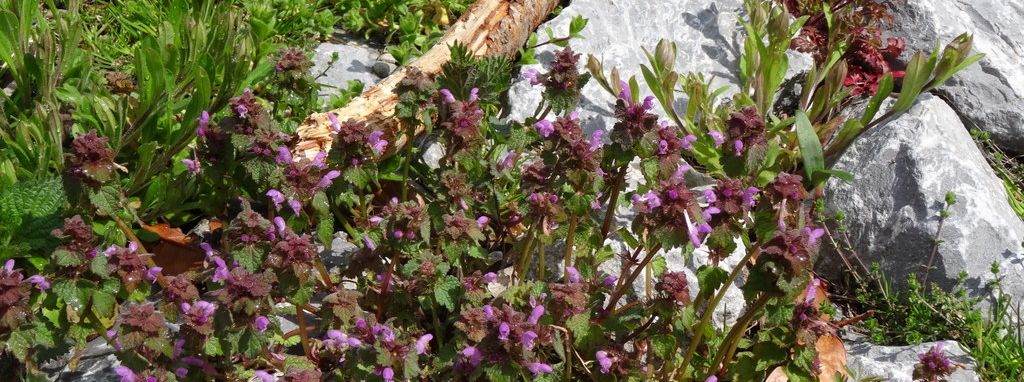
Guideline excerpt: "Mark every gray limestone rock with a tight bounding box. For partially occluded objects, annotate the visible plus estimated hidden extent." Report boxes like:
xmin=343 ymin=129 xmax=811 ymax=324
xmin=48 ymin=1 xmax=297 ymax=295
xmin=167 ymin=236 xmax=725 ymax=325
xmin=846 ymin=340 xmax=980 ymax=382
xmin=888 ymin=0 xmax=1024 ymax=152
xmin=311 ymin=33 xmax=385 ymax=100
xmin=820 ymin=94 xmax=1024 ymax=299
xmin=507 ymin=0 xmax=750 ymax=134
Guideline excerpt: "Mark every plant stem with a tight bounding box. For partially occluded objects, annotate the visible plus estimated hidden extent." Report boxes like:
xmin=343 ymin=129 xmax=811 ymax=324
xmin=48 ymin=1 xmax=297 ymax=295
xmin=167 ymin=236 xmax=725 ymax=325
xmin=599 ymin=166 xmax=627 ymax=241
xmin=538 ymin=239 xmax=547 ymax=280
xmin=678 ymin=248 xmax=758 ymax=378
xmin=295 ymin=304 xmax=312 ymax=358
xmin=922 ymin=208 xmax=949 ymax=286
xmin=605 ymin=244 xmax=662 ymax=312
xmin=400 ymin=121 xmax=416 ymax=202
xmin=710 ymin=293 xmax=773 ymax=374
xmin=514 ymin=226 xmax=537 ymax=282
xmin=563 ymin=215 xmax=578 ymax=282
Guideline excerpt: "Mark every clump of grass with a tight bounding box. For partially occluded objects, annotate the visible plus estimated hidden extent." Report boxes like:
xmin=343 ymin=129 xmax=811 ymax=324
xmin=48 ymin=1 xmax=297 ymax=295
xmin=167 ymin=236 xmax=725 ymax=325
xmin=828 ymin=195 xmax=1024 ymax=381
xmin=971 ymin=129 xmax=1024 ymax=219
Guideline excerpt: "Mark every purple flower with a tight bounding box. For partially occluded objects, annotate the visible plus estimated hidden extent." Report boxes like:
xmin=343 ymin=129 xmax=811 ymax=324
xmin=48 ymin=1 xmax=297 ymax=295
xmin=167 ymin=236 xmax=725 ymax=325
xmin=367 ymin=130 xmax=388 ymax=156
xmin=381 ymin=367 xmax=395 ymax=382
xmin=211 ymin=256 xmax=230 ymax=283
xmin=372 ymin=324 xmax=396 ymax=343
xmin=524 ymin=362 xmax=554 ymax=376
xmin=317 ymin=170 xmax=342 ymax=190
xmin=288 ymin=198 xmax=302 ymax=215
xmin=200 ymin=242 xmax=216 ymax=258
xmin=566 ymin=266 xmax=581 ymax=283
xmin=3 ymin=259 xmax=13 ymax=272
xmin=618 ymin=80 xmax=632 ymax=101
xmin=183 ymin=300 xmax=216 ymax=325
xmin=534 ymin=119 xmax=554 ymax=137
xmin=273 ymin=216 xmax=287 ymax=235
xmin=266 ymin=189 xmax=286 ymax=210
xmin=440 ymin=89 xmax=456 ymax=104
xmin=631 ymin=191 xmax=662 ymax=213
xmin=181 ymin=158 xmax=200 ymax=175
xmin=275 ymin=146 xmax=292 ymax=165
xmin=497 ymin=151 xmax=518 ymax=170
xmin=114 ymin=366 xmax=138 ymax=382
xmin=733 ymin=140 xmax=744 ymax=156
xmin=145 ymin=267 xmax=162 ymax=283
xmin=703 ymin=189 xmax=718 ymax=204
xmin=708 ymin=130 xmax=725 ymax=146
xmin=521 ymin=330 xmax=538 ymax=350
xmin=483 ymin=305 xmax=495 ymax=320
xmin=596 ymin=351 xmax=614 ymax=374
xmin=804 ymin=227 xmax=825 ymax=246
xmin=174 ymin=338 xmax=186 ymax=358
xmin=702 ymin=206 xmax=722 ymax=221
xmin=743 ymin=187 xmax=759 ymax=207
xmin=254 ymin=370 xmax=275 ymax=382
xmin=706 ymin=376 xmax=719 ymax=382
xmin=528 ymin=305 xmax=545 ymax=324
xmin=311 ymin=152 xmax=328 ymax=169
xmin=197 ymin=111 xmax=210 ymax=137
xmin=803 ymin=278 xmax=821 ymax=305
xmin=175 ymin=368 xmax=188 ymax=378
xmin=603 ymin=275 xmax=618 ymax=288
xmin=461 ymin=346 xmax=482 ymax=368
xmin=522 ymin=69 xmax=542 ymax=86
xmin=474 ymin=216 xmax=491 ymax=231
xmin=498 ymin=322 xmax=511 ymax=341
xmin=482 ymin=272 xmax=497 ymax=283
xmin=362 ymin=236 xmax=377 ymax=251
xmin=682 ymin=134 xmax=698 ymax=150
xmin=26 ymin=275 xmax=49 ymax=291
xmin=328 ymin=112 xmax=341 ymax=133
xmin=469 ymin=88 xmax=480 ymax=102
xmin=254 ymin=316 xmax=270 ymax=333
xmin=589 ymin=130 xmax=605 ymax=152
xmin=684 ymin=211 xmax=703 ymax=247
xmin=416 ymin=334 xmax=433 ymax=355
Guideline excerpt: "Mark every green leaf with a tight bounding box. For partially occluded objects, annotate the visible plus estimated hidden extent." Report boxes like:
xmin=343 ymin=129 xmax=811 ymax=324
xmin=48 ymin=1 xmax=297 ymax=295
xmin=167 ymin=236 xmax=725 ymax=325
xmin=433 ymin=275 xmax=461 ymax=310
xmin=90 ymin=255 xmax=110 ymax=277
xmin=88 ymin=185 xmax=122 ymax=217
xmin=696 ymin=266 xmax=729 ymax=299
xmin=794 ymin=111 xmax=824 ymax=185
xmin=91 ymin=290 xmax=117 ymax=319
xmin=650 ymin=334 xmax=677 ymax=359
xmin=569 ymin=15 xmax=588 ymax=36
xmin=232 ymin=246 xmax=263 ymax=271
xmin=52 ymin=249 xmax=81 ymax=267
xmin=861 ymin=73 xmax=893 ymax=125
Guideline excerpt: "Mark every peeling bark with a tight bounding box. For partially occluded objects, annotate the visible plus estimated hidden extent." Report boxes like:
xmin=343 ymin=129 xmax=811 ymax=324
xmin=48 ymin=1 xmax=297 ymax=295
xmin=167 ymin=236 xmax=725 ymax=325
xmin=294 ymin=0 xmax=559 ymax=159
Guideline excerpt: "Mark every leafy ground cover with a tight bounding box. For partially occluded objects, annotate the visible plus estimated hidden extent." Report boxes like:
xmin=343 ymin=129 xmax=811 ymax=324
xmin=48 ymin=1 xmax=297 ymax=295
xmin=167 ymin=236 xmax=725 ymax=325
xmin=0 ymin=0 xmax=998 ymax=381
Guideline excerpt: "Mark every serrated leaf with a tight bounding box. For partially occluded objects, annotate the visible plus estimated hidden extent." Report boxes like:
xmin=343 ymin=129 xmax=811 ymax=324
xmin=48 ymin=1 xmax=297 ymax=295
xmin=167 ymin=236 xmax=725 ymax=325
xmin=53 ymin=249 xmax=82 ymax=267
xmin=696 ymin=266 xmax=729 ymax=299
xmin=232 ymin=246 xmax=264 ymax=271
xmin=433 ymin=275 xmax=461 ymax=310
xmin=90 ymin=255 xmax=110 ymax=277
xmin=650 ymin=334 xmax=677 ymax=359
xmin=92 ymin=290 xmax=117 ymax=318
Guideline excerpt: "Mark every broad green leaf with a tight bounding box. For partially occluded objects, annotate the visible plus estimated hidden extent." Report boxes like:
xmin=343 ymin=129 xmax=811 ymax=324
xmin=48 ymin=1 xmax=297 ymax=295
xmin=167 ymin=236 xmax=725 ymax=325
xmin=794 ymin=111 xmax=824 ymax=185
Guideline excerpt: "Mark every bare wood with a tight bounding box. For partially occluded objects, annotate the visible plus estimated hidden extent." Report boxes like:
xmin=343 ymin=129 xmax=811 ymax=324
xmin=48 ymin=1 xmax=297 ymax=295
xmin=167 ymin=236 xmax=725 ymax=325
xmin=294 ymin=0 xmax=559 ymax=159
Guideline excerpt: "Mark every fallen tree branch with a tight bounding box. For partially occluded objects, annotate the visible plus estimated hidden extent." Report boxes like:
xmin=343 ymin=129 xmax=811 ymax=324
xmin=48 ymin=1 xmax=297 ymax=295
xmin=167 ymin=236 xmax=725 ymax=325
xmin=294 ymin=0 xmax=559 ymax=159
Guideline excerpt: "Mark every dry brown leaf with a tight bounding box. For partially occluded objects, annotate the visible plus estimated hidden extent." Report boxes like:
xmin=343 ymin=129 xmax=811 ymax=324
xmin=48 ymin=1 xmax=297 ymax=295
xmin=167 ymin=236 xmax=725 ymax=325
xmin=142 ymin=223 xmax=192 ymax=245
xmin=766 ymin=366 xmax=789 ymax=382
xmin=151 ymin=241 xmax=205 ymax=276
xmin=815 ymin=335 xmax=848 ymax=382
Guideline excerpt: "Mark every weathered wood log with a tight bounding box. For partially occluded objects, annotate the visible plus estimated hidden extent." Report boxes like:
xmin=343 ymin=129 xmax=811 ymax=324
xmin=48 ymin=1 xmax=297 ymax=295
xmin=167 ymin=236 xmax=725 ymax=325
xmin=294 ymin=0 xmax=559 ymax=159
